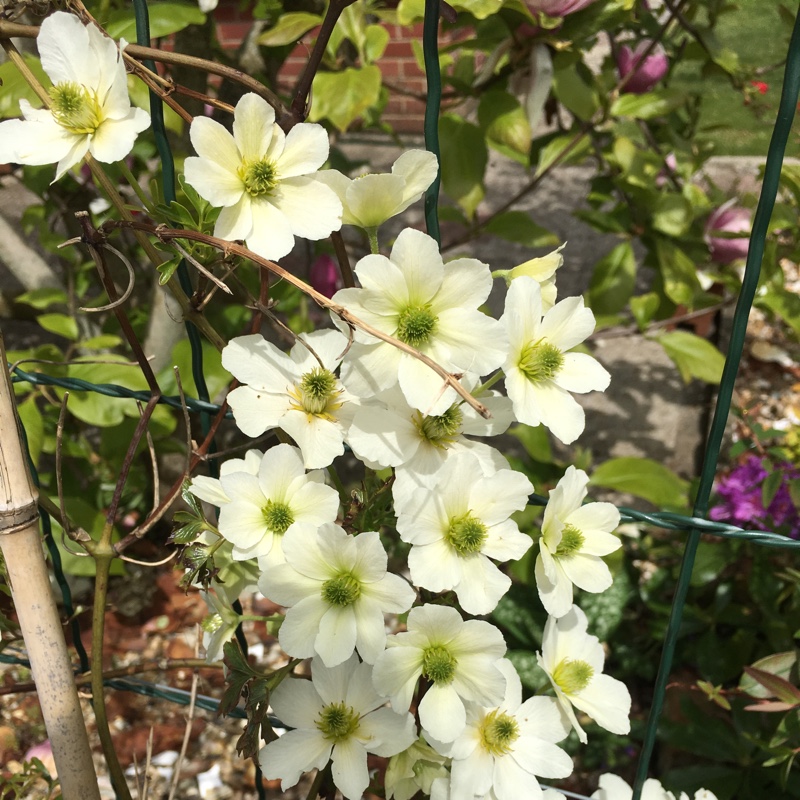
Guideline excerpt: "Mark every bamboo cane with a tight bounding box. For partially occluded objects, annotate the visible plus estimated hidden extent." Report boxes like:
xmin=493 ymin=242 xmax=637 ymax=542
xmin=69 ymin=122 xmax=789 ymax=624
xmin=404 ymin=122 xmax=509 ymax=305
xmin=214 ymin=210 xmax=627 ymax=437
xmin=0 ymin=332 xmax=101 ymax=799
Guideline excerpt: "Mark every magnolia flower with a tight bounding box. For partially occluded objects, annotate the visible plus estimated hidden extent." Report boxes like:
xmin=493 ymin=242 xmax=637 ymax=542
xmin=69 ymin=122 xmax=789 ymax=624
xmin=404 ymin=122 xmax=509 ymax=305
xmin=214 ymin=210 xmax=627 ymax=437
xmin=591 ymin=773 xmax=719 ymax=800
xmin=395 ymin=452 xmax=533 ymax=615
xmin=333 ymin=227 xmax=508 ymax=416
xmin=222 ymin=329 xmax=355 ymax=469
xmin=537 ymin=606 xmax=631 ymax=743
xmin=527 ymin=0 xmax=597 ymax=16
xmin=261 ymin=523 xmax=416 ymax=666
xmin=502 ymin=277 xmax=610 ymax=445
xmin=534 ymin=465 xmax=621 ymax=618
xmin=430 ymin=660 xmax=572 ymax=800
xmin=260 ymin=655 xmax=416 ymax=799
xmin=188 ymin=444 xmax=339 ymax=564
xmin=704 ymin=200 xmax=751 ymax=265
xmin=0 ymin=12 xmax=150 ymax=181
xmin=385 ymin=737 xmax=449 ymax=800
xmin=316 ymin=150 xmax=439 ymax=231
xmin=617 ymin=41 xmax=669 ymax=94
xmin=372 ymin=604 xmax=507 ymax=743
xmin=347 ymin=384 xmax=514 ymax=508
xmin=505 ymin=243 xmax=566 ymax=311
xmin=183 ymin=92 xmax=341 ymax=260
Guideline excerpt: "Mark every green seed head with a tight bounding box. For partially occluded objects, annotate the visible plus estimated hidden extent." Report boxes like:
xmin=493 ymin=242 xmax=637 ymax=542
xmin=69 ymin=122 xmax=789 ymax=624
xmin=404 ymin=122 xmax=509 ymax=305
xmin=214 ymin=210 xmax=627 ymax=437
xmin=239 ymin=158 xmax=278 ymax=197
xmin=421 ymin=644 xmax=457 ymax=685
xmin=479 ymin=709 xmax=520 ymax=756
xmin=49 ymin=81 xmax=102 ymax=134
xmin=554 ymin=523 xmax=585 ymax=557
xmin=446 ymin=513 xmax=488 ymax=556
xmin=552 ymin=658 xmax=594 ymax=695
xmin=396 ymin=304 xmax=438 ymax=348
xmin=321 ymin=572 xmax=362 ymax=607
xmin=316 ymin=701 xmax=360 ymax=742
xmin=298 ymin=367 xmax=339 ymax=415
xmin=262 ymin=500 xmax=294 ymax=535
xmin=518 ymin=340 xmax=564 ymax=383
xmin=418 ymin=405 xmax=463 ymax=446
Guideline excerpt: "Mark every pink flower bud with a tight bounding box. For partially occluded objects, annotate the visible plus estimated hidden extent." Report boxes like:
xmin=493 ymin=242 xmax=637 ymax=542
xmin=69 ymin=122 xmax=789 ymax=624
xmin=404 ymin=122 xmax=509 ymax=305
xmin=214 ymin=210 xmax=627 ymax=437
xmin=309 ymin=254 xmax=342 ymax=298
xmin=704 ymin=201 xmax=751 ymax=265
xmin=617 ymin=41 xmax=669 ymax=94
xmin=527 ymin=0 xmax=597 ymax=15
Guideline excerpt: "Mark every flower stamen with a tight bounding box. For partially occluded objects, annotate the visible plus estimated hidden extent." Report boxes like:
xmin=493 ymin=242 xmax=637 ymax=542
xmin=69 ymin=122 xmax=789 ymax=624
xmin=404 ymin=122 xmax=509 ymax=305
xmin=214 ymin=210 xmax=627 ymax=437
xmin=322 ymin=572 xmax=362 ymax=607
xmin=262 ymin=500 xmax=294 ymax=535
xmin=396 ymin=304 xmax=438 ymax=347
xmin=518 ymin=340 xmax=564 ymax=383
xmin=446 ymin=513 xmax=488 ymax=556
xmin=421 ymin=644 xmax=457 ymax=685
xmin=49 ymin=81 xmax=102 ymax=134
xmin=552 ymin=658 xmax=594 ymax=694
xmin=316 ymin=701 xmax=360 ymax=742
xmin=239 ymin=158 xmax=278 ymax=197
xmin=555 ymin=523 xmax=585 ymax=557
xmin=479 ymin=709 xmax=519 ymax=756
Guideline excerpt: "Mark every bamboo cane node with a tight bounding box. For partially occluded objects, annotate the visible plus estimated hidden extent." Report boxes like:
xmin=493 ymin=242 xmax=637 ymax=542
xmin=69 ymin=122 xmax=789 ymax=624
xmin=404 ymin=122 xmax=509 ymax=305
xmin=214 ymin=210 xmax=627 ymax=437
xmin=0 ymin=499 xmax=39 ymax=534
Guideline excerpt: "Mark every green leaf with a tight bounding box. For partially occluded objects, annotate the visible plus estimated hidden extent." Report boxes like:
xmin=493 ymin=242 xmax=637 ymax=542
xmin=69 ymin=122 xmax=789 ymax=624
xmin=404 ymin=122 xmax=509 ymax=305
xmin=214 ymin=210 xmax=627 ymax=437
xmin=37 ymin=313 xmax=78 ymax=341
xmin=478 ymin=90 xmax=531 ymax=163
xmin=630 ymin=292 xmax=660 ymax=330
xmin=506 ymin=650 xmax=549 ymax=692
xmin=483 ymin=211 xmax=557 ymax=248
xmin=364 ymin=24 xmax=390 ymax=63
xmin=689 ymin=540 xmax=730 ymax=587
xmin=590 ymin=457 xmax=689 ymax=508
xmin=257 ymin=12 xmax=322 ymax=46
xmin=81 ymin=335 xmax=123 ymax=350
xmin=105 ymin=3 xmax=206 ymax=40
xmin=16 ymin=288 xmax=67 ymax=310
xmin=740 ymin=652 xmax=798 ymax=699
xmin=655 ymin=238 xmax=702 ymax=306
xmin=509 ymin=423 xmax=552 ymax=463
xmin=157 ymin=256 xmax=182 ymax=286
xmin=552 ymin=52 xmax=599 ymax=121
xmin=762 ymin=469 xmax=783 ymax=509
xmin=17 ymin=397 xmax=43 ymax=468
xmin=587 ymin=242 xmax=637 ymax=316
xmin=0 ymin=54 xmax=49 ymax=119
xmin=439 ymin=114 xmax=488 ymax=218
xmin=579 ymin=567 xmax=633 ymax=641
xmin=534 ymin=132 xmax=591 ymax=177
xmin=308 ymin=66 xmax=382 ymax=131
xmin=656 ymin=331 xmax=725 ymax=384
xmin=652 ymin=193 xmax=693 ymax=237
xmin=610 ymin=89 xmax=685 ymax=120
xmin=742 ymin=667 xmax=800 ymax=706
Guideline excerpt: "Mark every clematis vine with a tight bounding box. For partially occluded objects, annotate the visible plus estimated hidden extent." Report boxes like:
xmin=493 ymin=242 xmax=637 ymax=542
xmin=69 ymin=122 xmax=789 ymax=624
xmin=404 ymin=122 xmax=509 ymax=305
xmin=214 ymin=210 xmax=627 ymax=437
xmin=0 ymin=11 xmax=150 ymax=181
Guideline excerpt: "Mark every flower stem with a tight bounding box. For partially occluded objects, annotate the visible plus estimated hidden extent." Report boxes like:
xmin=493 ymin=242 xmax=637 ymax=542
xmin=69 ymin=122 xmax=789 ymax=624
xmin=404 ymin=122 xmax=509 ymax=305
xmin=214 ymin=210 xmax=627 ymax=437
xmin=367 ymin=227 xmax=380 ymax=254
xmin=117 ymin=159 xmax=156 ymax=213
xmin=475 ymin=370 xmax=504 ymax=395
xmin=327 ymin=465 xmax=350 ymax=506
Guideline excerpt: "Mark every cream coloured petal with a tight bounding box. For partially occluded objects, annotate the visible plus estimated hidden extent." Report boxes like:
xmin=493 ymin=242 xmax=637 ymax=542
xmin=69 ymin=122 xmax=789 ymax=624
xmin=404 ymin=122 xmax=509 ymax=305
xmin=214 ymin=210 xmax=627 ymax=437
xmin=98 ymin=39 xmax=132 ymax=119
xmin=340 ymin=343 xmax=402 ymax=400
xmin=345 ymin=660 xmax=385 ymax=715
xmin=545 ymin=466 xmax=589 ymax=526
xmin=450 ymin=744 xmax=495 ymax=797
xmin=270 ymin=677 xmax=324 ymax=730
xmin=352 ymin=597 xmax=387 ymax=664
xmin=351 ymin=252 xmax=411 ymax=308
xmin=184 ymin=155 xmax=245 ymax=208
xmin=435 ymin=257 xmax=493 ymax=312
xmin=535 ymin=554 xmax=573 ymax=618
xmin=535 ymin=382 xmax=586 ymax=445
xmin=54 ymin=136 xmax=91 ymax=180
xmin=390 ymin=227 xmax=444 ymax=302
xmin=494 ymin=753 xmax=546 ymax=800
xmin=245 ymin=198 xmax=295 ymax=260
xmin=344 ymin=173 xmax=406 ymax=228
xmin=398 ymin=353 xmax=458 ymax=417
xmin=408 ymin=540 xmax=462 ymax=593
xmin=256 ymin=443 xmax=305 ymax=500
xmin=454 ymin=555 xmax=510 ymax=615
xmin=314 ymin=170 xmax=354 ymax=221
xmin=510 ymin=734 xmax=572 ymax=781
xmin=568 ymin=502 xmax=620 ymax=538
xmin=287 ymin=480 xmax=340 ymax=526
xmin=503 ymin=276 xmax=542 ymax=347
xmin=372 ymin=646 xmax=423 ymax=710
xmin=89 ymin=112 xmax=151 ymax=164
xmin=556 ymin=352 xmax=611 ymax=394
xmin=420 ymin=683 xmax=466 ymax=742
xmin=451 ymin=654 xmax=506 ymax=708
xmin=0 ymin=117 xmax=75 ymax=167
xmin=278 ymin=594 xmax=329 ymax=658
xmin=539 ymin=295 xmax=596 ymax=351
xmin=232 ymin=93 xmax=275 ymax=161
xmin=504 ymin=368 xmax=544 ymax=428
xmin=347 ymin=404 xmax=418 ymax=468
xmin=226 ymin=387 xmax=288 ymax=437
xmin=571 ymin=674 xmax=631 ymax=735
xmin=188 ymin=475 xmax=231 ymax=506
xmin=315 ymin=605 xmax=358 ymax=667
xmin=482 ymin=520 xmax=533 ymax=562
xmin=260 ymin=562 xmax=320 ymax=606
xmin=279 ymin=121 xmax=330 ymax=178
xmin=215 ymin=194 xmax=254 ymax=241
xmin=259 ymin=729 xmax=332 ymax=789
xmin=273 ymin=177 xmax=342 ymax=240
xmin=189 ymin=116 xmax=241 ymax=171
xmin=435 ymin=308 xmax=508 ymax=376
xmin=280 ymin=410 xmax=346 ymax=469
xmin=331 ymin=737 xmax=369 ymax=800
xmin=517 ymin=694 xmax=571 ymax=744
xmin=392 ymin=149 xmax=439 ymax=204
xmin=222 ymin=334 xmax=295 ymax=389
xmin=312 ymin=654 xmax=353 ymax=704
xmin=560 ymin=553 xmax=612 ymax=594
xmin=470 ymin=471 xmax=533 ymax=525
xmin=359 ymin=707 xmax=416 ymax=757
xmin=38 ymin=12 xmax=95 ymax=86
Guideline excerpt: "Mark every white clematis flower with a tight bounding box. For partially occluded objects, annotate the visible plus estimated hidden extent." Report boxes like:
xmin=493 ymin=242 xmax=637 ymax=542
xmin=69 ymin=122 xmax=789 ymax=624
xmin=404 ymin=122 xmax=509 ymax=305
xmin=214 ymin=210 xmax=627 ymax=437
xmin=430 ymin=660 xmax=572 ymax=800
xmin=385 ymin=736 xmax=449 ymax=800
xmin=0 ymin=11 xmax=150 ymax=181
xmin=537 ymin=606 xmax=631 ymax=744
xmin=333 ymin=227 xmax=508 ymax=416
xmin=199 ymin=585 xmax=240 ymax=663
xmin=372 ymin=604 xmax=507 ymax=743
xmin=222 ymin=329 xmax=355 ymax=469
xmin=591 ymin=772 xmax=719 ymax=800
xmin=502 ymin=276 xmax=610 ymax=444
xmin=188 ymin=444 xmax=338 ymax=565
xmin=259 ymin=655 xmax=416 ymax=800
xmin=395 ymin=452 xmax=533 ymax=615
xmin=183 ymin=92 xmax=342 ymax=260
xmin=346 ymin=384 xmax=513 ymax=508
xmin=316 ymin=150 xmax=439 ymax=231
xmin=534 ymin=465 xmax=621 ymax=618
xmin=261 ymin=523 xmax=415 ymax=667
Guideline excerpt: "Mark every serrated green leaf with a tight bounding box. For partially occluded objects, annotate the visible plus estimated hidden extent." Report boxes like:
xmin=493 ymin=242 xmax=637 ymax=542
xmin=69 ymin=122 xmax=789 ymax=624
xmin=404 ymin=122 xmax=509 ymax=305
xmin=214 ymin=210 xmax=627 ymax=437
xmin=37 ymin=313 xmax=78 ymax=341
xmin=656 ymin=331 xmax=725 ymax=384
xmin=590 ymin=457 xmax=689 ymax=508
xmin=258 ymin=12 xmax=322 ymax=46
xmin=105 ymin=3 xmax=206 ymax=40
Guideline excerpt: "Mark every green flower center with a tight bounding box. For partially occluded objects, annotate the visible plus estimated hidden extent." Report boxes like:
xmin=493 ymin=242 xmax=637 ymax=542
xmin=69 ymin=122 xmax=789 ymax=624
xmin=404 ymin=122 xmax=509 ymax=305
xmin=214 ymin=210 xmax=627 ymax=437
xmin=555 ymin=523 xmax=585 ymax=557
xmin=552 ymin=658 xmax=594 ymax=695
xmin=296 ymin=367 xmax=339 ymax=416
xmin=262 ymin=500 xmax=294 ymax=535
xmin=49 ymin=81 xmax=103 ymax=134
xmin=201 ymin=613 xmax=223 ymax=634
xmin=239 ymin=158 xmax=278 ymax=197
xmin=446 ymin=513 xmax=488 ymax=556
xmin=316 ymin=701 xmax=360 ymax=742
xmin=321 ymin=572 xmax=362 ymax=607
xmin=479 ymin=709 xmax=520 ymax=756
xmin=421 ymin=644 xmax=457 ymax=685
xmin=417 ymin=406 xmax=463 ymax=446
xmin=396 ymin=304 xmax=438 ymax=348
xmin=518 ymin=340 xmax=564 ymax=383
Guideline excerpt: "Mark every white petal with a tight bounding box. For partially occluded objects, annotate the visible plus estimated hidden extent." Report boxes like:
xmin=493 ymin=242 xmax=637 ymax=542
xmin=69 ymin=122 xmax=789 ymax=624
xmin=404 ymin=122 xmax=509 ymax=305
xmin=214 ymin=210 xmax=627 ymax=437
xmin=352 ymin=598 xmax=388 ymax=665
xmin=389 ymin=228 xmax=444 ymax=302
xmin=392 ymin=149 xmax=439 ymax=206
xmin=572 ymin=674 xmax=631 ymax=735
xmin=409 ymin=541 xmax=462 ymax=593
xmin=494 ymin=753 xmax=546 ymax=800
xmin=331 ymin=737 xmax=369 ymax=800
xmin=556 ymin=351 xmax=611 ymax=394
xmin=454 ymin=555 xmax=511 ymax=615
xmin=226 ymin=387 xmax=287 ymax=437
xmin=257 ymin=443 xmax=304 ymax=499
xmin=315 ymin=605 xmax=358 ymax=667
xmin=344 ymin=173 xmax=406 ymax=227
xmin=189 ymin=116 xmax=241 ymax=171
xmin=232 ymin=93 xmax=275 ymax=161
xmin=539 ymin=295 xmax=596 ymax=351
xmin=89 ymin=111 xmax=150 ymax=164
xmin=222 ymin=334 xmax=295 ymax=390
xmin=482 ymin=521 xmax=533 ymax=563
xmin=259 ymin=730 xmax=331 ymax=789
xmin=451 ymin=655 xmax=507 ymax=708
xmin=278 ymin=595 xmax=329 ymax=658
xmin=359 ymin=708 xmax=417 ymax=756
xmin=534 ymin=554 xmax=573 ymax=618
xmin=184 ymin=155 xmax=244 ymax=208
xmin=270 ymin=676 xmax=324 ymax=729
xmin=435 ymin=309 xmax=507 ymax=376
xmin=312 ymin=654 xmax=355 ymax=704
xmin=450 ymin=739 xmax=495 ymax=797
xmin=39 ymin=13 xmax=95 ymax=86
xmin=397 ymin=353 xmax=458 ymax=416
xmin=560 ymin=554 xmax=613 ymax=594
xmin=372 ymin=646 xmax=422 ymax=710
xmin=279 ymin=121 xmax=330 ymax=177
xmin=420 ymin=684 xmax=467 ymax=743
xmin=345 ymin=660 xmax=385 ymax=715
xmin=215 ymin=194 xmax=255 ymax=241
xmin=535 ymin=382 xmax=587 ymax=445
xmin=347 ymin=404 xmax=417 ymax=467
xmin=274 ymin=177 xmax=342 ymax=240
xmin=245 ymin=198 xmax=296 ymax=261
xmin=188 ymin=475 xmax=230 ymax=506
xmin=280 ymin=409 xmax=346 ymax=469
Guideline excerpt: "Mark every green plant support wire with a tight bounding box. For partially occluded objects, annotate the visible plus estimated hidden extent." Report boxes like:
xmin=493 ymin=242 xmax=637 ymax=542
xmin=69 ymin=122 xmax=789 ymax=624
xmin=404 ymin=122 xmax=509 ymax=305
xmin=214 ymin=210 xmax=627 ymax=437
xmin=423 ymin=0 xmax=443 ymax=245
xmin=631 ymin=7 xmax=800 ymax=800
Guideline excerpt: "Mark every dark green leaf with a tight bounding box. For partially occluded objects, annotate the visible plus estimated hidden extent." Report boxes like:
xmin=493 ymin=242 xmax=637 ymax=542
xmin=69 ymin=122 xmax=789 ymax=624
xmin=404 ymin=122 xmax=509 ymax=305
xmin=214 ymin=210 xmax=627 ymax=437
xmin=483 ymin=211 xmax=557 ymax=248
xmin=590 ymin=457 xmax=689 ymax=508
xmin=587 ymin=242 xmax=637 ymax=316
xmin=762 ymin=469 xmax=783 ymax=510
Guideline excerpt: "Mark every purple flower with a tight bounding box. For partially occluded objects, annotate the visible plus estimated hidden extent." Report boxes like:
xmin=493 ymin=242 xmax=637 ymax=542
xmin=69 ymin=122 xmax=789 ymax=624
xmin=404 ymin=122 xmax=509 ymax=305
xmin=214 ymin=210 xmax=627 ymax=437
xmin=527 ymin=0 xmax=598 ymax=16
xmin=616 ymin=41 xmax=669 ymax=94
xmin=710 ymin=454 xmax=800 ymax=538
xmin=309 ymin=254 xmax=342 ymax=298
xmin=704 ymin=200 xmax=752 ymax=265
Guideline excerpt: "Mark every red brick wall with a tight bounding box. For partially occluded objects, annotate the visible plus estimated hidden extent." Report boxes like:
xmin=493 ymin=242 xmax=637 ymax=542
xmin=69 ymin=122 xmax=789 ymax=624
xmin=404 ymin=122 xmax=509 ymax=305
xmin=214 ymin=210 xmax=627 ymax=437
xmin=213 ymin=2 xmax=429 ymax=132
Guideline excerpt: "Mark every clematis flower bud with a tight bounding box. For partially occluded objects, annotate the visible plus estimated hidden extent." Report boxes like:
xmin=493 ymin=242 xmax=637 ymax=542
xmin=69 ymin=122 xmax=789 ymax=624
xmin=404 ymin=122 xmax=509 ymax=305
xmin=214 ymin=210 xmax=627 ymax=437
xmin=309 ymin=254 xmax=341 ymax=298
xmin=617 ymin=41 xmax=669 ymax=94
xmin=704 ymin=201 xmax=752 ymax=265
xmin=527 ymin=0 xmax=598 ymax=15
